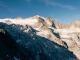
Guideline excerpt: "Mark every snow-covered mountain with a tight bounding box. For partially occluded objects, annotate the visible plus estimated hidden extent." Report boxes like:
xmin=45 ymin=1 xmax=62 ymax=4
xmin=0 ymin=15 xmax=80 ymax=60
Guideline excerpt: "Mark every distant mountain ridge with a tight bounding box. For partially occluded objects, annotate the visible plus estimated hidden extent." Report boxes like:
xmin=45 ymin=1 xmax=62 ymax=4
xmin=1 ymin=15 xmax=80 ymax=28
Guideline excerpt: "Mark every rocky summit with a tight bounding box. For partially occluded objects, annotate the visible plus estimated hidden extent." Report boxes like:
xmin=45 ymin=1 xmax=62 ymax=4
xmin=0 ymin=15 xmax=80 ymax=60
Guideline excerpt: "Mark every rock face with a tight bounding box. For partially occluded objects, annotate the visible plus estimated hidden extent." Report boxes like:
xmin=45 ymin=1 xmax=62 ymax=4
xmin=45 ymin=17 xmax=56 ymax=28
xmin=0 ymin=28 xmax=31 ymax=60
xmin=0 ymin=28 xmax=78 ymax=60
xmin=0 ymin=15 xmax=80 ymax=60
xmin=52 ymin=20 xmax=80 ymax=29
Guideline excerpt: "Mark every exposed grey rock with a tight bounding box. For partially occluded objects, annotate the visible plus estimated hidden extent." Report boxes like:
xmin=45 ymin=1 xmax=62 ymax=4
xmin=0 ymin=28 xmax=31 ymax=60
xmin=46 ymin=17 xmax=56 ymax=28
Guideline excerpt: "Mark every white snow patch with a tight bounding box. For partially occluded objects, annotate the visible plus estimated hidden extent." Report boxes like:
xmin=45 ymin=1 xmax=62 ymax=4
xmin=11 ymin=19 xmax=38 ymax=26
xmin=36 ymin=31 xmax=50 ymax=38
xmin=54 ymin=28 xmax=80 ymax=34
xmin=60 ymin=35 xmax=70 ymax=38
xmin=0 ymin=18 xmax=38 ymax=26
xmin=53 ymin=28 xmax=80 ymax=39
xmin=6 ymin=55 xmax=9 ymax=57
xmin=14 ymin=57 xmax=20 ymax=60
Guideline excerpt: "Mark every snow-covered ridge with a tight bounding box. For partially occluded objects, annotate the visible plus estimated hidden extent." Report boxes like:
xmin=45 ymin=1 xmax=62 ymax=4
xmin=0 ymin=15 xmax=46 ymax=26
xmin=0 ymin=15 xmax=66 ymax=47
xmin=0 ymin=15 xmax=80 ymax=40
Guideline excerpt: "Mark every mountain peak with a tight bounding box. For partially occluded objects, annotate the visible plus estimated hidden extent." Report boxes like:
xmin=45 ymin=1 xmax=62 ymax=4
xmin=33 ymin=15 xmax=40 ymax=18
xmin=16 ymin=16 xmax=22 ymax=20
xmin=75 ymin=20 xmax=80 ymax=23
xmin=46 ymin=17 xmax=53 ymax=20
xmin=35 ymin=15 xmax=40 ymax=17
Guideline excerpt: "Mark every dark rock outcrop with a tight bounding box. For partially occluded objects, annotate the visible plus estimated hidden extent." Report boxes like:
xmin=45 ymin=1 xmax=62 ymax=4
xmin=0 ymin=28 xmax=30 ymax=60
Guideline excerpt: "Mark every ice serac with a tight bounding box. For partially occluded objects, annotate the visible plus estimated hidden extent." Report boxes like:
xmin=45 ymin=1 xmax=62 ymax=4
xmin=0 ymin=15 xmax=80 ymax=59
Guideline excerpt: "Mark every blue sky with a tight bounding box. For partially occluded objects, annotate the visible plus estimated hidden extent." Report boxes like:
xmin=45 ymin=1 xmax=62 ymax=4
xmin=0 ymin=0 xmax=80 ymax=23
